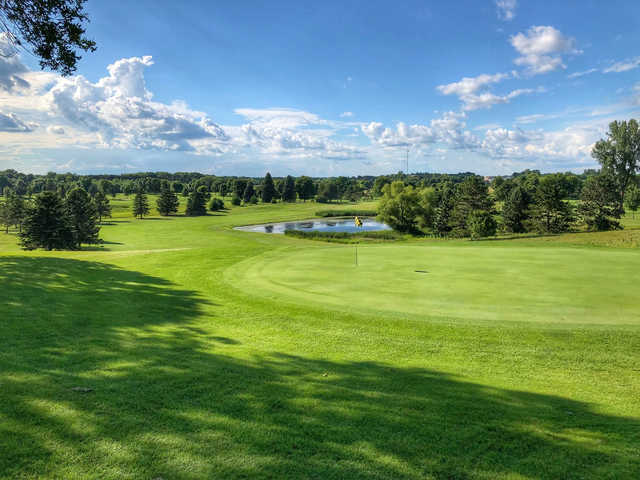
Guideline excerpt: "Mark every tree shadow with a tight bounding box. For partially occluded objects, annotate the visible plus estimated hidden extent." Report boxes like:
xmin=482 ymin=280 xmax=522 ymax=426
xmin=0 ymin=257 xmax=638 ymax=479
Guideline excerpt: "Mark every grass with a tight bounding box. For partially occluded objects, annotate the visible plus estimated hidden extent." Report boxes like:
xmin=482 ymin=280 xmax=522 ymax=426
xmin=1 ymin=196 xmax=639 ymax=479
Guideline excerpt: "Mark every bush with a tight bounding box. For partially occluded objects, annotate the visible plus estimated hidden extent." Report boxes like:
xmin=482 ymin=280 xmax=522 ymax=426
xmin=468 ymin=210 xmax=497 ymax=240
xmin=231 ymin=195 xmax=241 ymax=206
xmin=209 ymin=197 xmax=225 ymax=211
xmin=315 ymin=209 xmax=377 ymax=217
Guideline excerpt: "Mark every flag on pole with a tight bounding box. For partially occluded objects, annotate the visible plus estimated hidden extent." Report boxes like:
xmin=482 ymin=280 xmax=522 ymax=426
xmin=354 ymin=216 xmax=363 ymax=228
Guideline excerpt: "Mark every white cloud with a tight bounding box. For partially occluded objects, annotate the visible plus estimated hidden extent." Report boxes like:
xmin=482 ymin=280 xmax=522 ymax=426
xmin=603 ymin=57 xmax=640 ymax=73
xmin=495 ymin=0 xmax=517 ymax=21
xmin=567 ymin=68 xmax=598 ymax=79
xmin=0 ymin=33 xmax=30 ymax=91
xmin=340 ymin=111 xmax=354 ymax=118
xmin=47 ymin=125 xmax=66 ymax=135
xmin=361 ymin=111 xmax=479 ymax=150
xmin=0 ymin=112 xmax=33 ymax=132
xmin=437 ymin=72 xmax=509 ymax=97
xmin=511 ymin=26 xmax=581 ymax=75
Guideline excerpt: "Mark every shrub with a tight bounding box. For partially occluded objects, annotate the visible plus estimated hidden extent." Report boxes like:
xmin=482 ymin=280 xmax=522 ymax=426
xmin=209 ymin=197 xmax=225 ymax=211
xmin=231 ymin=195 xmax=241 ymax=206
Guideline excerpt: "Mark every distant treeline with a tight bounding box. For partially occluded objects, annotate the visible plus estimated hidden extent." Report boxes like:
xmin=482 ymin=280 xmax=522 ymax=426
xmin=0 ymin=168 xmax=605 ymax=204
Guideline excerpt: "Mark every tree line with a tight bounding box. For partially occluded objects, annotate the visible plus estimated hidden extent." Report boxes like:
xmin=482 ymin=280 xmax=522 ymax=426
xmin=378 ymin=120 xmax=640 ymax=238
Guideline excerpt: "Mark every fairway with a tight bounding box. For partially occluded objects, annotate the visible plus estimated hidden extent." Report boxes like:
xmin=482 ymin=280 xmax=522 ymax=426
xmin=1 ymin=198 xmax=640 ymax=479
xmin=227 ymin=243 xmax=640 ymax=325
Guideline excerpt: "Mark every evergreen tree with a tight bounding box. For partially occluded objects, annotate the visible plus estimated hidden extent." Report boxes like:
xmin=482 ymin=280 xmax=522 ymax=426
xmin=283 ymin=175 xmax=297 ymax=202
xmin=66 ymin=188 xmax=100 ymax=248
xmin=529 ymin=176 xmax=573 ymax=233
xmin=432 ymin=182 xmax=455 ymax=237
xmin=579 ymin=174 xmax=621 ymax=231
xmin=132 ymin=190 xmax=150 ymax=219
xmin=242 ymin=181 xmax=255 ymax=204
xmin=156 ymin=184 xmax=179 ymax=216
xmin=449 ymin=176 xmax=494 ymax=237
xmin=5 ymin=193 xmax=26 ymax=232
xmin=185 ymin=189 xmax=207 ymax=216
xmin=0 ymin=200 xmax=11 ymax=233
xmin=93 ymin=191 xmax=112 ymax=223
xmin=501 ymin=186 xmax=530 ymax=233
xmin=20 ymin=191 xmax=74 ymax=251
xmin=262 ymin=172 xmax=276 ymax=203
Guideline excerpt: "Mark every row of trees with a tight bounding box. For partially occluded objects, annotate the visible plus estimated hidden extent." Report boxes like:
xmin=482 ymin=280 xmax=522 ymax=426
xmin=378 ymin=120 xmax=640 ymax=238
xmin=1 ymin=189 xmax=103 ymax=250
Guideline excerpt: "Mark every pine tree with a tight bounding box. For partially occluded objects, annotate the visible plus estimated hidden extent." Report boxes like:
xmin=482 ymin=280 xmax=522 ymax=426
xmin=529 ymin=175 xmax=573 ymax=233
xmin=242 ymin=181 xmax=255 ymax=204
xmin=449 ymin=176 xmax=494 ymax=237
xmin=283 ymin=175 xmax=297 ymax=202
xmin=262 ymin=172 xmax=276 ymax=203
xmin=93 ymin=191 xmax=112 ymax=223
xmin=5 ymin=193 xmax=26 ymax=232
xmin=133 ymin=190 xmax=150 ymax=219
xmin=185 ymin=189 xmax=207 ymax=216
xmin=66 ymin=188 xmax=100 ymax=248
xmin=156 ymin=184 xmax=179 ymax=216
xmin=501 ymin=186 xmax=530 ymax=233
xmin=20 ymin=191 xmax=74 ymax=251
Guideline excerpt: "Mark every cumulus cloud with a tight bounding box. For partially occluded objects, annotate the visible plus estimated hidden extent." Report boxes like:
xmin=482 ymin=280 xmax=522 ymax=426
xmin=0 ymin=33 xmax=30 ymax=91
xmin=603 ymin=56 xmax=640 ymax=73
xmin=511 ymin=26 xmax=581 ymax=75
xmin=361 ymin=111 xmax=479 ymax=150
xmin=495 ymin=0 xmax=517 ymax=21
xmin=340 ymin=111 xmax=354 ymax=118
xmin=436 ymin=72 xmax=539 ymax=110
xmin=0 ymin=112 xmax=33 ymax=132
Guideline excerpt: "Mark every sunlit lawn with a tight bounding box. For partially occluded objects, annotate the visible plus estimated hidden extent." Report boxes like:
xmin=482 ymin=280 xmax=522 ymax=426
xmin=1 ymin=197 xmax=639 ymax=479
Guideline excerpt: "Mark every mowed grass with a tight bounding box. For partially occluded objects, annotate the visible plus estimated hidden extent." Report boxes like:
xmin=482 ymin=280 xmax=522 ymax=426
xmin=0 ymin=196 xmax=639 ymax=479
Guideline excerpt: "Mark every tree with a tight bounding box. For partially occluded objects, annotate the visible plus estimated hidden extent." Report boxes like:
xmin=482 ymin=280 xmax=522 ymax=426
xmin=591 ymin=119 xmax=640 ymax=214
xmin=231 ymin=194 xmax=241 ymax=206
xmin=529 ymin=176 xmax=573 ymax=233
xmin=317 ymin=179 xmax=339 ymax=203
xmin=242 ymin=180 xmax=255 ymax=204
xmin=185 ymin=189 xmax=207 ymax=216
xmin=295 ymin=176 xmax=315 ymax=202
xmin=468 ymin=210 xmax=497 ymax=240
xmin=19 ymin=191 xmax=73 ymax=250
xmin=432 ymin=182 xmax=455 ymax=237
xmin=0 ymin=0 xmax=96 ymax=75
xmin=579 ymin=174 xmax=622 ymax=231
xmin=282 ymin=175 xmax=297 ymax=202
xmin=377 ymin=181 xmax=422 ymax=233
xmin=625 ymin=183 xmax=640 ymax=219
xmin=4 ymin=192 xmax=25 ymax=232
xmin=0 ymin=199 xmax=10 ymax=233
xmin=233 ymin=179 xmax=248 ymax=198
xmin=501 ymin=186 xmax=530 ymax=233
xmin=65 ymin=187 xmax=99 ymax=248
xmin=93 ymin=190 xmax=112 ymax=223
xmin=209 ymin=197 xmax=224 ymax=211
xmin=261 ymin=172 xmax=276 ymax=203
xmin=449 ymin=176 xmax=494 ymax=237
xmin=156 ymin=184 xmax=179 ymax=216
xmin=132 ymin=190 xmax=150 ymax=219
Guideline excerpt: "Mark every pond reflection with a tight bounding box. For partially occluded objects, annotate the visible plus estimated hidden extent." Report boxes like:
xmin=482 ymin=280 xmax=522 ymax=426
xmin=234 ymin=218 xmax=391 ymax=234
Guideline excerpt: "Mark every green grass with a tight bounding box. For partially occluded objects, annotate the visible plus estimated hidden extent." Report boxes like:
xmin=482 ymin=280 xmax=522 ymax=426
xmin=1 ymin=196 xmax=639 ymax=479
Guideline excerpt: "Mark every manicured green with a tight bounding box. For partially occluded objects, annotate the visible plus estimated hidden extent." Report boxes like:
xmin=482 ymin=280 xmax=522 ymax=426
xmin=1 ymin=196 xmax=639 ymax=479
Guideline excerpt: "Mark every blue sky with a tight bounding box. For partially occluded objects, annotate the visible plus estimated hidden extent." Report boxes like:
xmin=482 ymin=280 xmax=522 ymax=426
xmin=1 ymin=0 xmax=639 ymax=175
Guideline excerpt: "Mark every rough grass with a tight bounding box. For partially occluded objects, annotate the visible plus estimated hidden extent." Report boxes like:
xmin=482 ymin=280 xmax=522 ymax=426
xmin=0 ymin=196 xmax=639 ymax=479
xmin=314 ymin=208 xmax=377 ymax=217
xmin=284 ymin=228 xmax=402 ymax=243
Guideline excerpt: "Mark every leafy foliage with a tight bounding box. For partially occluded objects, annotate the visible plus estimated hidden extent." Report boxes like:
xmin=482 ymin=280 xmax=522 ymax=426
xmin=209 ymin=197 xmax=225 ymax=212
xmin=0 ymin=0 xmax=96 ymax=75
xmin=377 ymin=181 xmax=423 ymax=233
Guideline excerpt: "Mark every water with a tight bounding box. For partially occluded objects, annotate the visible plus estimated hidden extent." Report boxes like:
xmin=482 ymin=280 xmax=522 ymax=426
xmin=234 ymin=217 xmax=391 ymax=234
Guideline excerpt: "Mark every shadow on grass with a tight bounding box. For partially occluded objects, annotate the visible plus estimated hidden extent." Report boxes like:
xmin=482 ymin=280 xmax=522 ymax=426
xmin=0 ymin=257 xmax=638 ymax=479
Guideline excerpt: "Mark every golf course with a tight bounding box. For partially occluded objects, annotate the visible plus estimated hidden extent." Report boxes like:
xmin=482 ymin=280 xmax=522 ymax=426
xmin=1 ymin=195 xmax=638 ymax=479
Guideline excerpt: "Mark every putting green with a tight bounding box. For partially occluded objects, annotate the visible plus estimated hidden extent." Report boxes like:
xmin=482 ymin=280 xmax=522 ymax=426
xmin=226 ymin=243 xmax=640 ymax=325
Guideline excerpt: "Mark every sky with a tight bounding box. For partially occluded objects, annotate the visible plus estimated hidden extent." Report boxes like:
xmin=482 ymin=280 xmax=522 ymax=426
xmin=0 ymin=0 xmax=639 ymax=176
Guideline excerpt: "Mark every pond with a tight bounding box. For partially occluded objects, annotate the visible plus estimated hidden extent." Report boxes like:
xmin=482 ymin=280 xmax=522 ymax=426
xmin=234 ymin=217 xmax=391 ymax=234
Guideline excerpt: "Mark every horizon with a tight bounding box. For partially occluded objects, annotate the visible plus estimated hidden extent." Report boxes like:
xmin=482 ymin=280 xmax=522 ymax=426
xmin=1 ymin=1 xmax=639 ymax=176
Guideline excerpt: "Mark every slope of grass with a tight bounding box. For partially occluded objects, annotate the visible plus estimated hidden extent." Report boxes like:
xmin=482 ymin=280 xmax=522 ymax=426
xmin=1 ymin=196 xmax=639 ymax=479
